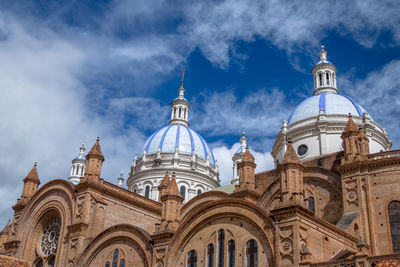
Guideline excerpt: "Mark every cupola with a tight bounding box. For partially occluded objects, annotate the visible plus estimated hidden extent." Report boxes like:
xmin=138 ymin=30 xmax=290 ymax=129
xmin=312 ymin=45 xmax=338 ymax=95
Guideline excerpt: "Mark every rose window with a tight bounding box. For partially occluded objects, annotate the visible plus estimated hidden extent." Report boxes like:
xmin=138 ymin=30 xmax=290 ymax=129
xmin=40 ymin=218 xmax=61 ymax=256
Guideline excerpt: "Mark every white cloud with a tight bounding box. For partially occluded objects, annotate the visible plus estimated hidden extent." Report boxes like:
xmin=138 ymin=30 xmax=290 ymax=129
xmin=213 ymin=143 xmax=275 ymax=185
xmin=191 ymin=88 xmax=291 ymax=139
xmin=340 ymin=60 xmax=400 ymax=147
xmin=182 ymin=0 xmax=400 ymax=67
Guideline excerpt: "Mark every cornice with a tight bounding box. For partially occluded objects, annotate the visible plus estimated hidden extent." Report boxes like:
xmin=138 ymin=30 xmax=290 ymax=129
xmin=271 ymin=205 xmax=358 ymax=243
xmin=76 ymin=180 xmax=162 ymax=216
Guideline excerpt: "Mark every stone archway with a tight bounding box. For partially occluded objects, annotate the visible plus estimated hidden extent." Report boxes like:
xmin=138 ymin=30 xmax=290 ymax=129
xmin=78 ymin=224 xmax=152 ymax=267
xmin=168 ymin=199 xmax=275 ymax=266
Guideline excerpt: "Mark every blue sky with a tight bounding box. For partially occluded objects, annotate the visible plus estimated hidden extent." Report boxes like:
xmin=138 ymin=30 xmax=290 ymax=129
xmin=0 ymin=0 xmax=400 ymax=227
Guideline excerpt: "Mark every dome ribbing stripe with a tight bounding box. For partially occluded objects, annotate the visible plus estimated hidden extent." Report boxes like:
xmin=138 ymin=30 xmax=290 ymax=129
xmin=184 ymin=126 xmax=195 ymax=153
xmin=338 ymin=94 xmax=364 ymax=117
xmin=176 ymin=125 xmax=180 ymax=150
xmin=159 ymin=125 xmax=173 ymax=151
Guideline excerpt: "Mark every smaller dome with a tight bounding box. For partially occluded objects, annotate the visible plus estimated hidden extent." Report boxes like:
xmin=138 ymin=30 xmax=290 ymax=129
xmin=139 ymin=125 xmax=215 ymax=165
xmin=288 ymin=93 xmax=369 ymax=124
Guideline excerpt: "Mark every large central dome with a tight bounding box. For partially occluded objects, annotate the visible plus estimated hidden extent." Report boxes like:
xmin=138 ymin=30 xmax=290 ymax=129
xmin=127 ymin=73 xmax=220 ymax=203
xmin=139 ymin=124 xmax=215 ymax=165
xmin=288 ymin=93 xmax=369 ymax=124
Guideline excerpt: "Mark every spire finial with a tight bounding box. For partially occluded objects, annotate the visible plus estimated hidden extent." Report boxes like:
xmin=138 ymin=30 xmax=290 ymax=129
xmin=319 ymin=45 xmax=327 ymax=61
xmin=34 ymin=162 xmax=37 ymax=167
xmin=178 ymin=68 xmax=185 ymax=99
xmin=181 ymin=68 xmax=185 ymax=87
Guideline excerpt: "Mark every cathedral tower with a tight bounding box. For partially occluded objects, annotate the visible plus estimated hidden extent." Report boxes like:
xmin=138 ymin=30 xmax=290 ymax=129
xmin=83 ymin=137 xmax=105 ymax=182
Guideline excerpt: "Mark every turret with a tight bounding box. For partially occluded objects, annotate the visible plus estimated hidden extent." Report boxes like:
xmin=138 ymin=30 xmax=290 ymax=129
xmin=68 ymin=144 xmax=86 ymax=184
xmin=236 ymin=146 xmax=256 ymax=191
xmin=312 ymin=45 xmax=338 ymax=95
xmin=157 ymin=174 xmax=183 ymax=233
xmin=231 ymin=131 xmax=251 ymax=185
xmin=18 ymin=163 xmax=40 ymax=205
xmin=158 ymin=172 xmax=170 ymax=201
xmin=117 ymin=172 xmax=124 ymax=187
xmin=277 ymin=140 xmax=304 ymax=205
xmin=341 ymin=115 xmax=370 ymax=163
xmin=83 ymin=137 xmax=105 ymax=182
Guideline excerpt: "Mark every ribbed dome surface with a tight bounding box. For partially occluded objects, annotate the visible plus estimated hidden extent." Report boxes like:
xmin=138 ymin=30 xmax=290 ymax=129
xmin=288 ymin=93 xmax=368 ymax=124
xmin=139 ymin=125 xmax=215 ymax=165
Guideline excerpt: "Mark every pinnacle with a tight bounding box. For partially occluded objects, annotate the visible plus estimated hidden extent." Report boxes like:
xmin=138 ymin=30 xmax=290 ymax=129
xmin=25 ymin=162 xmax=40 ymax=183
xmin=160 ymin=172 xmax=170 ymax=186
xmin=345 ymin=114 xmax=358 ymax=132
xmin=87 ymin=137 xmax=104 ymax=160
xmin=167 ymin=176 xmax=181 ymax=196
xmin=242 ymin=145 xmax=254 ymax=162
xmin=281 ymin=141 xmax=300 ymax=165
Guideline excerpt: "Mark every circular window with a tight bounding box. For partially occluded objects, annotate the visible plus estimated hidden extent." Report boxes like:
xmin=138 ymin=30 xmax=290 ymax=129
xmin=297 ymin=144 xmax=308 ymax=156
xmin=41 ymin=218 xmax=61 ymax=256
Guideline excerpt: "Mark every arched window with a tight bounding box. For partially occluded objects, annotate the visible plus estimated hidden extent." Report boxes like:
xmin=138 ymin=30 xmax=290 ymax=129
xmin=326 ymin=72 xmax=330 ymax=85
xmin=81 ymin=166 xmax=84 ymax=176
xmin=133 ymin=188 xmax=137 ymax=193
xmin=180 ymin=185 xmax=186 ymax=200
xmin=174 ymin=108 xmax=177 ymax=118
xmin=76 ymin=165 xmax=79 ymax=175
xmin=112 ymin=249 xmax=119 ymax=267
xmin=246 ymin=239 xmax=258 ymax=267
xmin=184 ymin=109 xmax=187 ymax=120
xmin=354 ymin=223 xmax=360 ymax=239
xmin=105 ymin=262 xmax=110 ymax=267
xmin=207 ymin=244 xmax=214 ymax=267
xmin=197 ymin=189 xmax=202 ymax=195
xmin=120 ymin=259 xmax=125 ymax=267
xmin=217 ymin=229 xmax=225 ymax=267
xmin=389 ymin=201 xmax=400 ymax=253
xmin=187 ymin=250 xmax=197 ymax=267
xmin=145 ymin=185 xmax=150 ymax=198
xmin=228 ymin=240 xmax=235 ymax=267
xmin=179 ymin=107 xmax=182 ymax=118
xmin=35 ymin=259 xmax=44 ymax=267
xmin=48 ymin=256 xmax=55 ymax=267
xmin=319 ymin=73 xmax=322 ymax=86
xmin=308 ymin=197 xmax=315 ymax=214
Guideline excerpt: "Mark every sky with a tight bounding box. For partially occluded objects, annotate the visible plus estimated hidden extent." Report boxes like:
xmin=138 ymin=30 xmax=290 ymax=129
xmin=0 ymin=0 xmax=400 ymax=227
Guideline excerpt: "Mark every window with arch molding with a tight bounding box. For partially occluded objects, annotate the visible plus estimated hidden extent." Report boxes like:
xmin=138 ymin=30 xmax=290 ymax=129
xmin=207 ymin=243 xmax=214 ymax=267
xmin=308 ymin=197 xmax=315 ymax=214
xmin=35 ymin=259 xmax=44 ymax=267
xmin=217 ymin=229 xmax=225 ymax=267
xmin=228 ymin=239 xmax=235 ymax=267
xmin=105 ymin=262 xmax=110 ymax=267
xmin=389 ymin=200 xmax=400 ymax=253
xmin=48 ymin=255 xmax=55 ymax=267
xmin=76 ymin=165 xmax=79 ymax=175
xmin=179 ymin=107 xmax=182 ymax=118
xmin=180 ymin=185 xmax=186 ymax=200
xmin=197 ymin=189 xmax=202 ymax=195
xmin=326 ymin=72 xmax=330 ymax=85
xmin=119 ymin=259 xmax=125 ymax=267
xmin=184 ymin=109 xmax=187 ymax=120
xmin=319 ymin=73 xmax=322 ymax=86
xmin=187 ymin=249 xmax=197 ymax=267
xmin=246 ymin=239 xmax=258 ymax=267
xmin=145 ymin=185 xmax=150 ymax=198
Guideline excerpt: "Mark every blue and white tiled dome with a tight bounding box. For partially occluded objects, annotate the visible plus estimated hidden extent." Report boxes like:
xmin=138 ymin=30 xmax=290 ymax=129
xmin=288 ymin=93 xmax=369 ymax=124
xmin=139 ymin=124 xmax=216 ymax=165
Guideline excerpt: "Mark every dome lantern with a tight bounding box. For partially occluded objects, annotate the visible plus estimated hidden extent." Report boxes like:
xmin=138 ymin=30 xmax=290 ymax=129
xmin=312 ymin=45 xmax=338 ymax=96
xmin=169 ymin=69 xmax=190 ymax=127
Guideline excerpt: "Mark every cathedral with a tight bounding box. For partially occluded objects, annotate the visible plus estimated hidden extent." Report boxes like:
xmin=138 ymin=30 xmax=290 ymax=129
xmin=0 ymin=46 xmax=399 ymax=267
